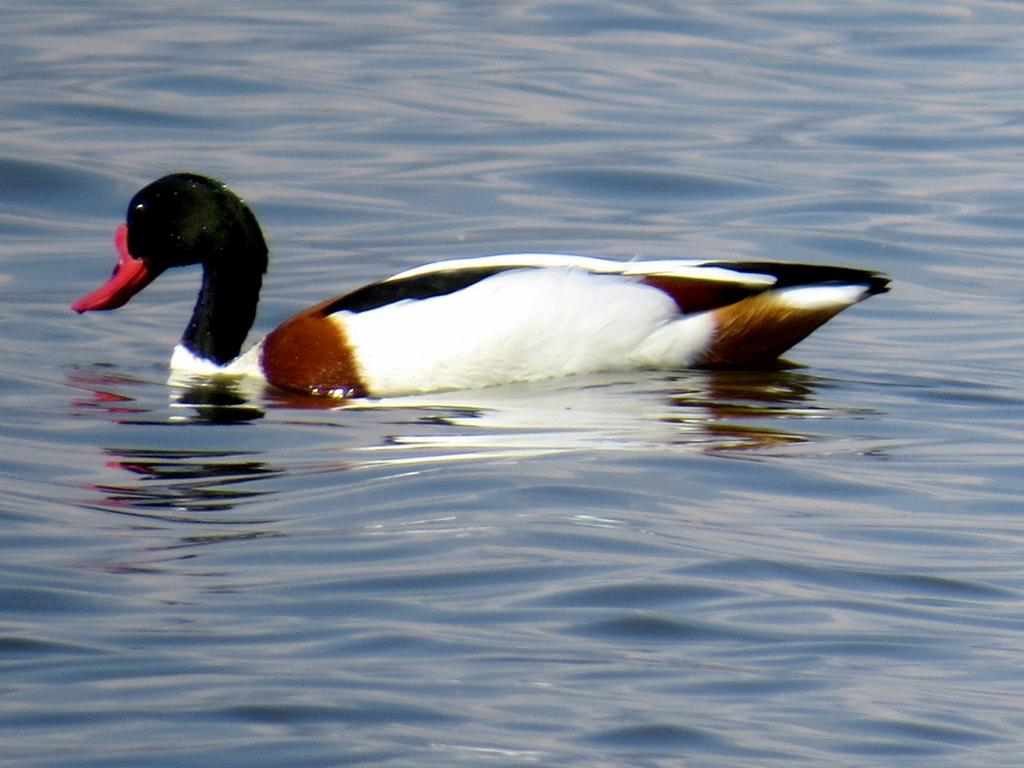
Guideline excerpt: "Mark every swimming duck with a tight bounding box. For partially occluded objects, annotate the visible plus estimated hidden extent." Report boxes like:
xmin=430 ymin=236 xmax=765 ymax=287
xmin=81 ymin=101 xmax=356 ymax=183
xmin=73 ymin=173 xmax=890 ymax=398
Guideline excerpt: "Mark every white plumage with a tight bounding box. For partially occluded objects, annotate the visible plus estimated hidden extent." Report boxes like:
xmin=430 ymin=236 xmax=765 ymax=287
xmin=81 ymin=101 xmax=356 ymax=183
xmin=340 ymin=267 xmax=712 ymax=396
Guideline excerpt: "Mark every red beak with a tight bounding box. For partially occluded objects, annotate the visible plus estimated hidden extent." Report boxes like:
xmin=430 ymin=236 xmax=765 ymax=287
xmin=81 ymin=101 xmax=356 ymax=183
xmin=72 ymin=224 xmax=155 ymax=313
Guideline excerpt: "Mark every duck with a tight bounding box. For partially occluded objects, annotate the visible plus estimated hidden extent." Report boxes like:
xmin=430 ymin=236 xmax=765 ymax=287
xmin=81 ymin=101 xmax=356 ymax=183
xmin=73 ymin=173 xmax=890 ymax=399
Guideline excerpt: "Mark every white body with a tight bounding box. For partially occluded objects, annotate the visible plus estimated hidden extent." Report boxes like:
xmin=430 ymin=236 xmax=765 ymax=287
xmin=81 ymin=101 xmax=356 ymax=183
xmin=170 ymin=254 xmax=876 ymax=397
xmin=342 ymin=266 xmax=717 ymax=395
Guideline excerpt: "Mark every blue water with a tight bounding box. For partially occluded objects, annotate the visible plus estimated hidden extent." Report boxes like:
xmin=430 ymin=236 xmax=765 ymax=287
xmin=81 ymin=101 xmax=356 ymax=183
xmin=3 ymin=2 xmax=1024 ymax=766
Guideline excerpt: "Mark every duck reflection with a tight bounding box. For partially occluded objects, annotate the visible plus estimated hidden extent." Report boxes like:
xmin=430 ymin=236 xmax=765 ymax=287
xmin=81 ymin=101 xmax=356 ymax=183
xmin=342 ymin=366 xmax=835 ymax=463
xmin=170 ymin=380 xmax=265 ymax=424
xmin=69 ymin=367 xmax=265 ymax=424
xmin=68 ymin=364 xmax=866 ymax=580
xmin=71 ymin=363 xmax=848 ymax=472
xmin=67 ymin=368 xmax=150 ymax=418
xmin=666 ymin=368 xmax=829 ymax=452
xmin=81 ymin=446 xmax=284 ymax=574
xmin=96 ymin=448 xmax=282 ymax=517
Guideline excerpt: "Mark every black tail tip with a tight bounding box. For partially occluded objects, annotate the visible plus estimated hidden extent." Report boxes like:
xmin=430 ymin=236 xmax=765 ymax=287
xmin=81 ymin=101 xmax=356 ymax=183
xmin=865 ymin=272 xmax=892 ymax=296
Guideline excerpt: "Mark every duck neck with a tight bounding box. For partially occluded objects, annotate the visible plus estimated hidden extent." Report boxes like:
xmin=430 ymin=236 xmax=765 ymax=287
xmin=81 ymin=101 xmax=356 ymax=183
xmin=181 ymin=261 xmax=264 ymax=367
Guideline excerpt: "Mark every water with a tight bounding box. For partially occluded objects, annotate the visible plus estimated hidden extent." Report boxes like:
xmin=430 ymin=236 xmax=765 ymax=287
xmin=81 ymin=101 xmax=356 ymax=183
xmin=2 ymin=2 xmax=1024 ymax=766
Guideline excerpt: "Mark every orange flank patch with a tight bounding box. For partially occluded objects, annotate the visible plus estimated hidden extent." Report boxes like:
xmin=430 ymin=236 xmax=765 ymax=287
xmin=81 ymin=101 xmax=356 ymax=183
xmin=641 ymin=275 xmax=760 ymax=314
xmin=699 ymin=292 xmax=847 ymax=368
xmin=260 ymin=298 xmax=367 ymax=398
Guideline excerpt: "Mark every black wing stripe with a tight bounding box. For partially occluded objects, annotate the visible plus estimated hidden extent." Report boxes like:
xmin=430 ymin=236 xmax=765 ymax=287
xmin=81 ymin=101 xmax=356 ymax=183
xmin=320 ymin=265 xmax=520 ymax=315
xmin=703 ymin=261 xmax=891 ymax=296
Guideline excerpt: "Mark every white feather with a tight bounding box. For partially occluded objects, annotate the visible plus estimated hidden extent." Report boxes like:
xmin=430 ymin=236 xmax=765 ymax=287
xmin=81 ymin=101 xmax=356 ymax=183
xmin=337 ymin=267 xmax=715 ymax=396
xmin=389 ymin=253 xmax=776 ymax=286
xmin=777 ymin=284 xmax=869 ymax=309
xmin=170 ymin=344 xmax=222 ymax=373
xmin=170 ymin=340 xmax=264 ymax=376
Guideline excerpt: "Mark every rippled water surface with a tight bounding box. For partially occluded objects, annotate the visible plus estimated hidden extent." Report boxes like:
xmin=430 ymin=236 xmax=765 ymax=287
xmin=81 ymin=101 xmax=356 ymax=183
xmin=3 ymin=2 xmax=1024 ymax=766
